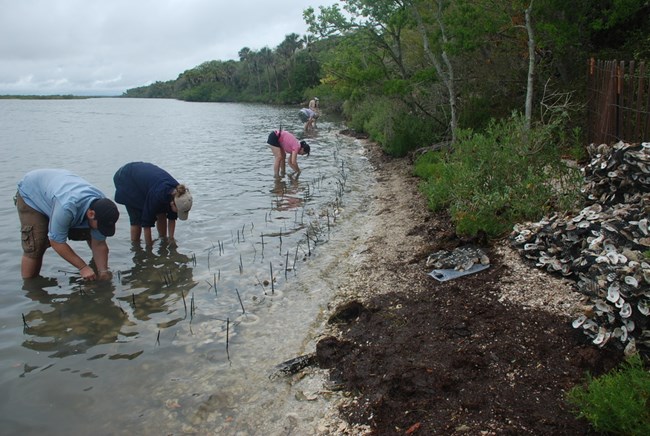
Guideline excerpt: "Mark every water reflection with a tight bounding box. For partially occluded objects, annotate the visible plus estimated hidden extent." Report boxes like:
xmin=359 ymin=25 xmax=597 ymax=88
xmin=117 ymin=240 xmax=197 ymax=327
xmin=271 ymin=176 xmax=305 ymax=212
xmin=20 ymin=240 xmax=198 ymax=361
xmin=21 ymin=277 xmax=130 ymax=359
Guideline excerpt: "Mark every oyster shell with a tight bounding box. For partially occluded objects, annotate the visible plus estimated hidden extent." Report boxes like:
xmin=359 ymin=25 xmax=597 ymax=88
xmin=592 ymin=327 xmax=610 ymax=346
xmin=572 ymin=314 xmax=587 ymax=328
xmin=638 ymin=299 xmax=650 ymax=316
xmin=510 ymin=141 xmax=650 ymax=354
xmin=620 ymin=302 xmax=632 ymax=318
xmin=606 ymin=285 xmax=620 ymax=302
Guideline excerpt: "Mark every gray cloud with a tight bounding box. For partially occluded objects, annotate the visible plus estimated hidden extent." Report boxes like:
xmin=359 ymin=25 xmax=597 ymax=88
xmin=0 ymin=0 xmax=338 ymax=95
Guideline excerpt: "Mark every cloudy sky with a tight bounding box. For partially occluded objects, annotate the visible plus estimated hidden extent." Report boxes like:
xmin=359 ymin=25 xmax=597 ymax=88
xmin=0 ymin=0 xmax=340 ymax=96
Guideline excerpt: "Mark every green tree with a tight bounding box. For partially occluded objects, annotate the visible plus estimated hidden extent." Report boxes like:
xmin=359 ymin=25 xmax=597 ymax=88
xmin=409 ymin=0 xmax=459 ymax=143
xmin=258 ymin=47 xmax=275 ymax=95
xmin=276 ymin=33 xmax=304 ymax=90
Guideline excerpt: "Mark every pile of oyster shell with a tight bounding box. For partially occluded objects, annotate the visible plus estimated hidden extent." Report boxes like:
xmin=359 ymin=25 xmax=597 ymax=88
xmin=510 ymin=141 xmax=650 ymax=356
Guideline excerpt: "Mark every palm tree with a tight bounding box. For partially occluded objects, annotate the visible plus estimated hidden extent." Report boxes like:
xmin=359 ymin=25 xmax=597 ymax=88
xmin=259 ymin=47 xmax=275 ymax=95
xmin=276 ymin=33 xmax=305 ymax=89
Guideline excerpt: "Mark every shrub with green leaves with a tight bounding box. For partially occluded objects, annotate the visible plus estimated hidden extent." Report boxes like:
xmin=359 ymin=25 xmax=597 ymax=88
xmin=414 ymin=112 xmax=583 ymax=239
xmin=566 ymin=354 xmax=650 ymax=435
xmin=389 ymin=112 xmax=439 ymax=157
xmin=344 ymin=96 xmax=442 ymax=157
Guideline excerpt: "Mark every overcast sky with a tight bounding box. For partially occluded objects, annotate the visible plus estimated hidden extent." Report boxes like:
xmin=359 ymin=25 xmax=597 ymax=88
xmin=0 ymin=0 xmax=340 ymax=96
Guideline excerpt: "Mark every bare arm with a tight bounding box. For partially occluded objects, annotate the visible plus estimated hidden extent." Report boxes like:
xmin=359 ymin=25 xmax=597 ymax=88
xmin=156 ymin=213 xmax=167 ymax=238
xmin=90 ymin=238 xmax=111 ymax=280
xmin=288 ymin=151 xmax=300 ymax=174
xmin=50 ymin=239 xmax=97 ymax=280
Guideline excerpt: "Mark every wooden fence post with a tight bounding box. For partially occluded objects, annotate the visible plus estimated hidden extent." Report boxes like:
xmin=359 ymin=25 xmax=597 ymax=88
xmin=587 ymin=59 xmax=650 ymax=145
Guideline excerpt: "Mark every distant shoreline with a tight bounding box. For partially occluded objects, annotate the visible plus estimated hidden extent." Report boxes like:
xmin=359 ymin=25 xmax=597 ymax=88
xmin=0 ymin=95 xmax=119 ymax=100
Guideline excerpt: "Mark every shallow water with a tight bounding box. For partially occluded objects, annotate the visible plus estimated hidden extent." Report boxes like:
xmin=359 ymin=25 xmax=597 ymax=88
xmin=0 ymin=98 xmax=376 ymax=434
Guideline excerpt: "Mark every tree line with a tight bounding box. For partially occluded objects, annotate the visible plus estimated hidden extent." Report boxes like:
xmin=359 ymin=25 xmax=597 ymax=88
xmin=123 ymin=31 xmax=324 ymax=104
xmin=124 ymin=0 xmax=650 ymax=156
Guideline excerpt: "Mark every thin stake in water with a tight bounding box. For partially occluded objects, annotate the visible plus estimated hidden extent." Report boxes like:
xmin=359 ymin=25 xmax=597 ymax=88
xmin=226 ymin=317 xmax=230 ymax=360
xmin=190 ymin=293 xmax=195 ymax=320
xmin=307 ymin=231 xmax=311 ymax=256
xmin=285 ymin=251 xmax=289 ymax=279
xmin=293 ymin=244 xmax=299 ymax=269
xmin=235 ymin=288 xmax=246 ymax=314
xmin=132 ymin=293 xmax=136 ymax=309
xmin=181 ymin=290 xmax=187 ymax=317
xmin=21 ymin=313 xmax=28 ymax=328
xmin=156 ymin=330 xmax=161 ymax=346
xmin=270 ymin=262 xmax=275 ymax=294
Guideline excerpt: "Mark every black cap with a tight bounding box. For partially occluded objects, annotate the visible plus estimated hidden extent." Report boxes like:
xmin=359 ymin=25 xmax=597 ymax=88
xmin=90 ymin=198 xmax=119 ymax=237
xmin=267 ymin=131 xmax=280 ymax=146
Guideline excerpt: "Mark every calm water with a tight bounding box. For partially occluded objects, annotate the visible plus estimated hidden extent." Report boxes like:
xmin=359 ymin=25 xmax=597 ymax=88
xmin=0 ymin=98 xmax=376 ymax=434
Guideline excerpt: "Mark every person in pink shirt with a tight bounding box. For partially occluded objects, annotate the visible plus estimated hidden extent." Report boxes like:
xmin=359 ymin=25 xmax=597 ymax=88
xmin=266 ymin=130 xmax=310 ymax=178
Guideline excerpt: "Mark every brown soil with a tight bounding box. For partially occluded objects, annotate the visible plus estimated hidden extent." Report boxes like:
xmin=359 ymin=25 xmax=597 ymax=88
xmin=315 ymin=141 xmax=623 ymax=435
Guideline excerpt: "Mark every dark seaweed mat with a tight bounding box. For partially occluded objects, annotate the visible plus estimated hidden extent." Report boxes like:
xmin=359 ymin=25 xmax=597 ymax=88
xmin=318 ymin=247 xmax=622 ymax=435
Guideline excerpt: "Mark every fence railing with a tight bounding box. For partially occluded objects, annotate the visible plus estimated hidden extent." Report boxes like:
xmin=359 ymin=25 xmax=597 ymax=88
xmin=586 ymin=58 xmax=650 ymax=145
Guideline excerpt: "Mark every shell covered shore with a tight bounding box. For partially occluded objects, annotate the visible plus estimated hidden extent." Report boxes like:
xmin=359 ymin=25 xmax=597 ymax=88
xmin=511 ymin=141 xmax=650 ymax=356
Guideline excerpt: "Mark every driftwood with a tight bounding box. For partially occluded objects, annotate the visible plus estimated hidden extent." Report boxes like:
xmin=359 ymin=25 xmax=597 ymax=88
xmin=411 ymin=141 xmax=452 ymax=158
xmin=270 ymin=353 xmax=317 ymax=378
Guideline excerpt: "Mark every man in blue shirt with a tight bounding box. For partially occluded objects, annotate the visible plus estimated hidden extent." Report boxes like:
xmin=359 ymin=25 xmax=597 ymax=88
xmin=16 ymin=169 xmax=120 ymax=280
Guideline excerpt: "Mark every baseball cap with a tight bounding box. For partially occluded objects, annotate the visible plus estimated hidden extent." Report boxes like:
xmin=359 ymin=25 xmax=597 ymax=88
xmin=90 ymin=198 xmax=119 ymax=237
xmin=174 ymin=189 xmax=193 ymax=220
